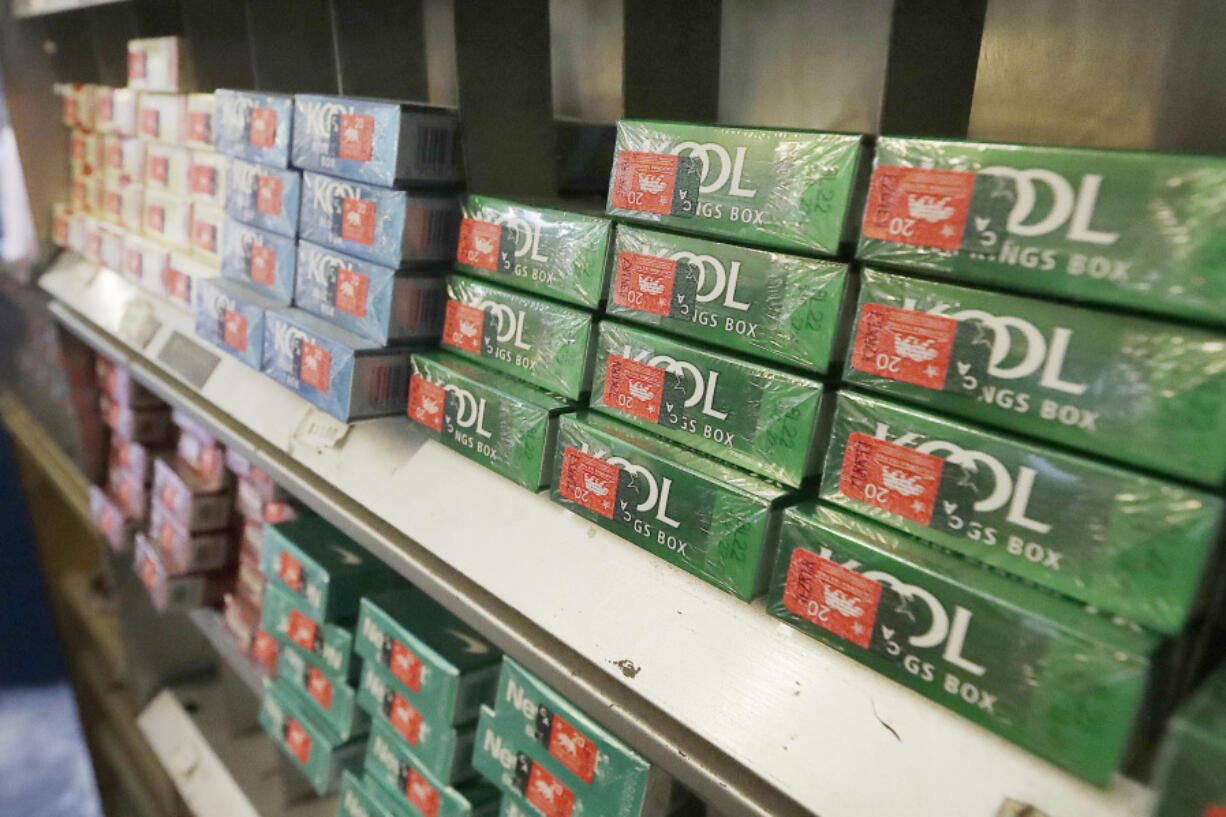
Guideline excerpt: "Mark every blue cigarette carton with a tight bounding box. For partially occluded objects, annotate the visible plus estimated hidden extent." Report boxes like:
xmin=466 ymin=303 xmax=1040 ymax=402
xmin=194 ymin=277 xmax=284 ymax=369
xmin=221 ymin=216 xmax=297 ymax=304
xmin=225 ymin=157 xmax=301 ymax=238
xmin=215 ymin=89 xmax=294 ymax=167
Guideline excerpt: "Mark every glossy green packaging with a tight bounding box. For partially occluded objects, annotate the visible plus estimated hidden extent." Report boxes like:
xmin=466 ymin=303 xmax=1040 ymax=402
xmin=408 ymin=352 xmax=574 ymax=491
xmin=551 ymin=412 xmax=787 ymax=600
xmin=857 ymin=136 xmax=1226 ymax=324
xmin=606 ymin=225 xmax=850 ymax=371
xmin=364 ymin=719 xmax=501 ymax=817
xmin=590 ymin=321 xmax=826 ymax=487
xmin=1152 ymin=665 xmax=1226 ymax=817
xmin=259 ymin=680 xmax=365 ymax=796
xmin=277 ymin=642 xmax=369 ymax=740
xmin=767 ymin=503 xmax=1159 ymax=784
xmin=607 ymin=120 xmax=866 ymax=256
xmin=261 ymin=580 xmax=357 ymax=682
xmin=844 ymin=268 xmax=1226 ymax=485
xmin=454 ymin=196 xmax=612 ymax=308
xmin=442 ymin=275 xmax=596 ymax=400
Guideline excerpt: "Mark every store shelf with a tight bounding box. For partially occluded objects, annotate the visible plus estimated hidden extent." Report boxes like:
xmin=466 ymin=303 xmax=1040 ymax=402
xmin=10 ymin=0 xmax=127 ymax=18
xmin=42 ymin=254 xmax=1155 ymax=817
xmin=187 ymin=609 xmax=265 ymax=699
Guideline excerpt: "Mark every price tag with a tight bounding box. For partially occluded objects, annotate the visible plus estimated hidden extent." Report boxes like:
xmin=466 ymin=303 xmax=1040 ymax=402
xmin=157 ymin=331 xmax=220 ymax=389
xmin=291 ymin=409 xmax=352 ymax=453
xmin=117 ymin=298 xmax=161 ymax=349
xmin=995 ymin=801 xmax=1049 ymax=817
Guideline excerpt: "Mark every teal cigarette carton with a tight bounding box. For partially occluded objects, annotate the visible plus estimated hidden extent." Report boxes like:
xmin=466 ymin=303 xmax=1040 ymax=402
xmin=259 ymin=680 xmax=365 ymax=795
xmin=277 ymin=642 xmax=369 ymax=741
xmin=364 ymin=719 xmax=501 ymax=817
xmin=261 ymin=580 xmax=357 ymax=682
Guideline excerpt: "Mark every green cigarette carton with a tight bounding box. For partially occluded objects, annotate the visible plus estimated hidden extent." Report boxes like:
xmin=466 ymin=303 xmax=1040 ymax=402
xmin=590 ymin=321 xmax=826 ymax=487
xmin=277 ymin=643 xmax=369 ymax=741
xmin=442 ymin=275 xmax=596 ymax=400
xmin=356 ymin=658 xmax=477 ymax=783
xmin=606 ymin=120 xmax=866 ymax=256
xmin=767 ymin=503 xmax=1158 ymax=784
xmin=822 ymin=390 xmax=1222 ymax=633
xmin=259 ymin=680 xmax=365 ymax=796
xmin=1153 ymin=666 xmax=1226 ymax=817
xmin=606 ymin=225 xmax=851 ymax=372
xmin=261 ymin=580 xmax=357 ymax=682
xmin=259 ymin=514 xmax=397 ymax=621
xmin=551 ymin=412 xmax=788 ymax=600
xmin=408 ymin=352 xmax=574 ymax=491
xmin=857 ymin=136 xmax=1226 ymax=324
xmin=365 ymin=719 xmax=501 ymax=817
xmin=338 ymin=772 xmax=386 ymax=817
xmin=354 ymin=586 xmax=501 ymax=727
xmin=492 ymin=657 xmax=671 ymax=815
xmin=845 ymin=268 xmax=1226 ymax=485
xmin=454 ymin=196 xmax=612 ymax=308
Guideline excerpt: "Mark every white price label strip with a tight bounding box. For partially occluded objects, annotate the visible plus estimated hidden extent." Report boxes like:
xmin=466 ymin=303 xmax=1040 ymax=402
xmin=291 ymin=409 xmax=352 ymax=453
xmin=117 ymin=297 xmax=161 ymax=349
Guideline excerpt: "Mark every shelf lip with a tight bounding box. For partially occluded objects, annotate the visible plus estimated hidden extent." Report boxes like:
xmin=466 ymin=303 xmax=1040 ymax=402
xmin=10 ymin=0 xmax=128 ymax=18
xmin=41 ymin=255 xmax=1155 ymax=817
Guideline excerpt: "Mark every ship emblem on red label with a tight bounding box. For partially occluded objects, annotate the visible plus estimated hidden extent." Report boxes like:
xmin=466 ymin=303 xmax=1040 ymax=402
xmin=299 ymin=341 xmax=332 ymax=392
xmin=559 ymin=447 xmax=618 ymax=520
xmin=610 ymin=152 xmax=678 ymax=215
xmin=783 ymin=547 xmax=883 ymax=649
xmin=249 ymin=107 xmax=277 ymax=148
xmin=525 ymin=763 xmax=574 ymax=817
xmin=612 ymin=252 xmax=676 ymax=316
xmin=334 ymin=267 xmax=368 ymax=316
xmin=456 ymin=219 xmax=501 ymax=271
xmin=288 ymin=610 xmax=318 ymax=652
xmin=442 ymin=301 xmax=484 ymax=354
xmin=408 ymin=376 xmax=445 ymax=432
xmin=840 ymin=432 xmax=944 ymax=526
xmin=249 ymin=244 xmax=276 ymax=285
xmin=340 ymin=198 xmax=376 ymax=245
xmin=389 ymin=640 xmax=423 ymax=691
xmin=851 ymin=302 xmax=958 ymax=391
xmin=285 ymin=718 xmax=311 ymax=764
xmin=307 ymin=667 xmax=333 ymax=710
xmin=862 ymin=166 xmax=977 ymax=251
xmin=548 ymin=716 xmax=598 ymax=784
xmin=389 ymin=692 xmax=422 ymax=744
xmin=223 ymin=309 xmax=247 ymax=351
xmin=603 ymin=355 xmax=665 ymax=422
xmin=338 ymin=114 xmax=374 ymax=162
xmin=257 ymin=175 xmax=282 ymax=215
xmin=406 ymin=769 xmax=439 ymax=817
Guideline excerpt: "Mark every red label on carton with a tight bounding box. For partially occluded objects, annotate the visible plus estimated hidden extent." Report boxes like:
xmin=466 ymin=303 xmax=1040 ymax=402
xmin=389 ymin=693 xmax=422 ymax=745
xmin=223 ymin=309 xmax=248 ymax=351
xmin=456 ymin=219 xmax=500 ymax=271
xmin=850 ymin=302 xmax=958 ymax=391
xmin=610 ymin=151 xmax=678 ymax=215
xmin=307 ymin=667 xmax=333 ymax=710
xmin=150 ymin=155 xmax=168 ymax=186
xmin=1203 ymin=807 xmax=1226 ymax=817
xmin=126 ymin=248 xmax=142 ymax=279
xmin=442 ymin=301 xmax=484 ymax=354
xmin=862 ymin=166 xmax=976 ymax=251
xmin=159 ymin=520 xmax=176 ymax=553
xmin=139 ymin=557 xmax=157 ymax=593
xmin=190 ymin=164 xmax=215 ymax=196
xmin=408 ymin=376 xmax=445 ymax=432
xmin=128 ymin=51 xmax=146 ymax=81
xmin=147 ymin=205 xmax=164 ymax=234
xmin=548 ymin=715 xmax=598 ymax=784
xmin=253 ymin=629 xmax=278 ymax=670
xmin=106 ymin=192 xmax=122 ymax=217
xmin=288 ymin=610 xmax=318 ymax=653
xmin=299 ymin=341 xmax=332 ymax=392
xmin=194 ymin=219 xmax=216 ymax=253
xmin=603 ymin=355 xmax=665 ymax=423
xmin=389 ymin=640 xmax=423 ymax=692
xmin=340 ymin=198 xmax=376 ymax=245
xmin=338 ymin=114 xmax=374 ymax=162
xmin=285 ymin=718 xmax=311 ymax=765
xmin=406 ymin=769 xmax=439 ymax=817
xmin=141 ymin=108 xmax=159 ymax=139
xmin=71 ymin=136 xmax=84 ymax=161
xmin=249 ymin=108 xmax=277 ymax=148
xmin=840 ymin=432 xmax=944 ymax=526
xmin=256 ymin=175 xmax=282 ymax=216
xmin=559 ymin=447 xmax=618 ymax=520
xmin=188 ymin=112 xmax=210 ymax=144
xmin=526 ymin=763 xmax=574 ymax=817
xmin=278 ymin=551 xmax=303 ymax=592
xmin=164 ymin=267 xmax=189 ymax=302
xmin=249 ymin=244 xmax=276 ymax=286
xmin=783 ymin=548 xmax=883 ymax=649
xmin=612 ymin=252 xmax=676 ymax=316
xmin=107 ymin=143 xmax=122 ymax=170
xmin=159 ymin=480 xmax=178 ymax=512
xmin=334 ymin=267 xmax=368 ymax=316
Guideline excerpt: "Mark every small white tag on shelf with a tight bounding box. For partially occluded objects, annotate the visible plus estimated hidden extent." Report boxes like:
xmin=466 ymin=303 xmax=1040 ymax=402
xmin=996 ymin=800 xmax=1049 ymax=817
xmin=291 ymin=409 xmax=352 ymax=453
xmin=117 ymin=297 xmax=161 ymax=349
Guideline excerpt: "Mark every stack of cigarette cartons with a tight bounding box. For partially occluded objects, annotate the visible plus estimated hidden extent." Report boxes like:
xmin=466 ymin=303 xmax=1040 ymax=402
xmin=1152 ymin=662 xmax=1226 ymax=817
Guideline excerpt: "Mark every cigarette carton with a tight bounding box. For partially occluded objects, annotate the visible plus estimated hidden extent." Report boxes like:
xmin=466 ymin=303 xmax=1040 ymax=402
xmin=236 ymin=558 xmax=265 ymax=611
xmin=767 ymin=503 xmax=1159 ymax=784
xmin=127 ymin=36 xmax=193 ymax=93
xmin=551 ymin=412 xmax=787 ymax=600
xmin=454 ymin=196 xmax=611 ymax=308
xmin=149 ymin=502 xmax=232 ymax=574
xmin=185 ymin=93 xmax=216 ymax=150
xmin=354 ymin=586 xmax=500 ymax=727
xmin=98 ymin=222 xmax=124 ymax=272
xmin=110 ymin=436 xmax=165 ymax=484
xmin=259 ymin=680 xmax=365 ymax=796
xmin=278 ymin=642 xmax=370 ymax=741
xmin=356 ymin=659 xmax=477 ymax=782
xmin=260 ymin=580 xmax=358 ymax=683
xmin=292 ymin=94 xmax=462 ymax=187
xmin=822 ymin=390 xmax=1223 ymax=632
xmin=294 ymin=241 xmax=446 ymax=344
xmin=337 ymin=772 xmax=389 ymax=817
xmin=102 ymin=398 xmax=172 ymax=443
xmin=144 ymin=143 xmax=191 ymax=196
xmin=74 ymin=179 xmax=101 ymax=217
xmin=223 ymin=593 xmax=260 ymax=652
xmin=108 ymin=460 xmax=147 ymax=518
xmin=590 ymin=321 xmax=826 ymax=487
xmin=112 ymin=184 xmax=144 ymax=232
xmin=858 ymin=137 xmax=1226 ymax=325
xmin=236 ymin=478 xmax=297 ymax=524
xmin=364 ymin=719 xmax=501 ymax=817
xmin=96 ymin=357 xmax=160 ymax=408
xmin=193 ymin=277 xmax=282 ymax=369
xmin=96 ymin=87 xmax=137 ymax=136
xmin=845 ymin=268 xmax=1226 ymax=485
xmin=408 ymin=352 xmax=573 ymax=490
xmin=442 ymin=275 xmax=595 ymax=400
xmin=122 ymin=233 xmax=163 ymax=289
xmin=52 ymin=203 xmax=74 ymax=248
xmin=262 ymin=309 xmax=416 ymax=421
xmin=190 ymin=202 xmax=225 ymax=265
xmin=1152 ymin=666 xmax=1226 ymax=817
xmin=215 ymin=89 xmax=294 ymax=167
xmin=220 ymin=217 xmax=296 ymax=304
xmin=137 ymin=92 xmax=187 ymax=145
xmin=165 ymin=251 xmax=218 ymax=308
xmin=133 ymin=533 xmax=229 ymax=612
xmin=187 ymin=150 xmax=226 ymax=205
xmin=259 ymin=513 xmax=393 ymax=622
xmin=607 ymin=225 xmax=850 ymax=372
xmin=90 ymin=484 xmax=140 ymax=553
xmin=104 ymin=136 xmax=145 ymax=185
xmin=492 ymin=657 xmax=670 ymax=815
xmin=70 ymin=129 xmax=102 ymax=179
xmin=143 ymin=190 xmax=192 ymax=249
xmin=152 ymin=457 xmax=232 ymax=532
xmin=299 ymin=171 xmax=459 ymax=267
xmin=224 ymin=158 xmax=301 ymax=239
xmin=607 ymin=120 xmax=866 ymax=256
xmin=100 ymin=185 xmax=123 ymax=226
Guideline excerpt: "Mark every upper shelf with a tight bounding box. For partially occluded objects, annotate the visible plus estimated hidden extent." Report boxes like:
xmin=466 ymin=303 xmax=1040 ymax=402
xmin=11 ymin=0 xmax=127 ymax=18
xmin=40 ymin=254 xmax=1154 ymax=817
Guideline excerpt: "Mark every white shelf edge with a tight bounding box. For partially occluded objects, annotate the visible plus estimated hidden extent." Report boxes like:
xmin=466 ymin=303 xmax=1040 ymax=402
xmin=43 ymin=256 xmax=1156 ymax=817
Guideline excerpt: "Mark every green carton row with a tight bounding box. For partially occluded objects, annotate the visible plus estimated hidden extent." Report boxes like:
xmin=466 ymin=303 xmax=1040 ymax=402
xmin=259 ymin=680 xmax=365 ymax=796
xmin=365 ymin=719 xmax=501 ymax=817
xmin=277 ymin=641 xmax=368 ymax=741
xmin=260 ymin=579 xmax=357 ymax=682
